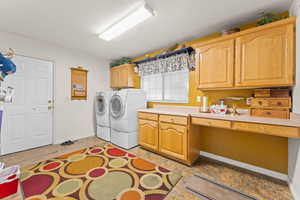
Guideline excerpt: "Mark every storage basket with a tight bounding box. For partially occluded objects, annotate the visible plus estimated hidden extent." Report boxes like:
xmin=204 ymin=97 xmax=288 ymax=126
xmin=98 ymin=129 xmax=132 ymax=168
xmin=0 ymin=165 xmax=21 ymax=199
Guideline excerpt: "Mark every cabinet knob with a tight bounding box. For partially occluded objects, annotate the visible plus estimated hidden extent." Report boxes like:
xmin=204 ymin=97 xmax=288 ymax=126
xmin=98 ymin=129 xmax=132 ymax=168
xmin=277 ymin=102 xmax=282 ymax=106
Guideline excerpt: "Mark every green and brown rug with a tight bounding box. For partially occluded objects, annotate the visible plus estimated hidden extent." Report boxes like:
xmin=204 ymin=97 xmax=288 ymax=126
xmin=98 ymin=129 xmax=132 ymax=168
xmin=20 ymin=144 xmax=181 ymax=200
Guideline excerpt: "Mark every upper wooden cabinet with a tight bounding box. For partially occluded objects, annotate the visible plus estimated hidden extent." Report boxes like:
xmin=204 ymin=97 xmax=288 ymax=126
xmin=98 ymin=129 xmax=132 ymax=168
xmin=110 ymin=64 xmax=139 ymax=89
xmin=235 ymin=24 xmax=295 ymax=88
xmin=193 ymin=17 xmax=296 ymax=90
xmin=195 ymin=39 xmax=234 ymax=89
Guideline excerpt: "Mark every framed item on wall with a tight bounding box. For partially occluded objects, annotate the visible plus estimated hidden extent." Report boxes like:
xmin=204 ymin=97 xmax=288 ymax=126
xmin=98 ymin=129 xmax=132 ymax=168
xmin=71 ymin=67 xmax=88 ymax=100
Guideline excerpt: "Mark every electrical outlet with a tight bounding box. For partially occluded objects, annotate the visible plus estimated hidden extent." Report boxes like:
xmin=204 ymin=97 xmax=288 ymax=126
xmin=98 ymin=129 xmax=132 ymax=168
xmin=196 ymin=96 xmax=201 ymax=103
xmin=246 ymin=97 xmax=252 ymax=105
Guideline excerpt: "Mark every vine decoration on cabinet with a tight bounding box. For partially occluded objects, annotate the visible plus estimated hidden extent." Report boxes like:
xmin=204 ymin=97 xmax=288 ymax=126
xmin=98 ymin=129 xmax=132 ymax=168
xmin=71 ymin=67 xmax=88 ymax=100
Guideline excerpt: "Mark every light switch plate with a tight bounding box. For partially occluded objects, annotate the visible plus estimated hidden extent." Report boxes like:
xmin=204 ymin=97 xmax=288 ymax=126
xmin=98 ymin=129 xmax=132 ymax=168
xmin=196 ymin=96 xmax=201 ymax=103
xmin=246 ymin=98 xmax=252 ymax=105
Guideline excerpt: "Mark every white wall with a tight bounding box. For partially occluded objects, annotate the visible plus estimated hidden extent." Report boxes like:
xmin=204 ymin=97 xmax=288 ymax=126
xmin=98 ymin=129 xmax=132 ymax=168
xmin=289 ymin=1 xmax=300 ymax=199
xmin=0 ymin=31 xmax=110 ymax=144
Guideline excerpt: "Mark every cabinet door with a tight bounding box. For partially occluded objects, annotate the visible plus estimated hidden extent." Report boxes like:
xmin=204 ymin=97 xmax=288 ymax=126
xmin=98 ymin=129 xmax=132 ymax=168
xmin=195 ymin=39 xmax=234 ymax=89
xmin=139 ymin=119 xmax=159 ymax=151
xmin=110 ymin=68 xmax=120 ymax=88
xmin=118 ymin=66 xmax=129 ymax=87
xmin=159 ymin=122 xmax=187 ymax=160
xmin=235 ymin=24 xmax=295 ymax=87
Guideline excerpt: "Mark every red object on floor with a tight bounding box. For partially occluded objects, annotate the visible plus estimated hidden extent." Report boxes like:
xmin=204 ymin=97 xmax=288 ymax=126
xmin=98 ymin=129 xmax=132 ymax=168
xmin=0 ymin=166 xmax=20 ymax=198
xmin=0 ymin=179 xmax=19 ymax=198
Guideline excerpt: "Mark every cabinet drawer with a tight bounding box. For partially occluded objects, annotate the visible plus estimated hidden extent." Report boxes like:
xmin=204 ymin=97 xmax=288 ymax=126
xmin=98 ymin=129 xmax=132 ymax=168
xmin=159 ymin=115 xmax=188 ymax=125
xmin=232 ymin=122 xmax=300 ymax=138
xmin=250 ymin=108 xmax=290 ymax=119
xmin=191 ymin=117 xmax=231 ymax=129
xmin=251 ymin=98 xmax=291 ymax=108
xmin=138 ymin=112 xmax=158 ymax=121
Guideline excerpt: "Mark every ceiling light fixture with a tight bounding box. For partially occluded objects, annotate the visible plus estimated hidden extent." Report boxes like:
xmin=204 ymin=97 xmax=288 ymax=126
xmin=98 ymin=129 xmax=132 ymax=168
xmin=99 ymin=3 xmax=154 ymax=41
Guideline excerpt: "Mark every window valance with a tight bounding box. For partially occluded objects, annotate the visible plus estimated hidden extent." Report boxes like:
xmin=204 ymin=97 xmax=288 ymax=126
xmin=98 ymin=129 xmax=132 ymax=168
xmin=136 ymin=47 xmax=195 ymax=76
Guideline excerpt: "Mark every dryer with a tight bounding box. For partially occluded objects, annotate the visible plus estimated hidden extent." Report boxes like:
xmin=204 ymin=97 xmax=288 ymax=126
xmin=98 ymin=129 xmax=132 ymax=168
xmin=95 ymin=91 xmax=112 ymax=141
xmin=110 ymin=89 xmax=146 ymax=149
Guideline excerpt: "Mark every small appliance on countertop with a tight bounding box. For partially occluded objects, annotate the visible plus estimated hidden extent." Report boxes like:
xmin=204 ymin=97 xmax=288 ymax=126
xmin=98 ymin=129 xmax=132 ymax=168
xmin=210 ymin=99 xmax=228 ymax=115
xmin=199 ymin=96 xmax=209 ymax=113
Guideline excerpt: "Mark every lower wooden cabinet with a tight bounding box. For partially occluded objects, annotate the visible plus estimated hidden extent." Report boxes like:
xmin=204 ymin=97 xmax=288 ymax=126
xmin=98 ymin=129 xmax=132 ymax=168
xmin=159 ymin=123 xmax=187 ymax=160
xmin=138 ymin=119 xmax=159 ymax=151
xmin=138 ymin=113 xmax=200 ymax=165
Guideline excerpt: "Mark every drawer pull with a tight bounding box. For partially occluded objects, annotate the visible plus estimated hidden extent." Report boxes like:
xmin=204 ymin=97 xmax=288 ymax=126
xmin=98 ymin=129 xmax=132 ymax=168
xmin=266 ymin=112 xmax=271 ymax=115
xmin=277 ymin=102 xmax=282 ymax=106
xmin=258 ymin=101 xmax=263 ymax=105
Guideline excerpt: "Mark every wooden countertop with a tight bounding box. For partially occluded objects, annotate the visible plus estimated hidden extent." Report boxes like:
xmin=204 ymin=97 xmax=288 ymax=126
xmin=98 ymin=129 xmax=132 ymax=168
xmin=138 ymin=106 xmax=300 ymax=128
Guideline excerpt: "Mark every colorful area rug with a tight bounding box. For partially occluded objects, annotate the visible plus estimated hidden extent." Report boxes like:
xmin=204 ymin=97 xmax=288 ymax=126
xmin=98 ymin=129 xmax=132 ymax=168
xmin=20 ymin=144 xmax=181 ymax=200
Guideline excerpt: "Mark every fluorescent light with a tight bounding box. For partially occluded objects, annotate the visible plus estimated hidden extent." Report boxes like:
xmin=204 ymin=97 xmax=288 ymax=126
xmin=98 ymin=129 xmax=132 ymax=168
xmin=99 ymin=4 xmax=154 ymax=41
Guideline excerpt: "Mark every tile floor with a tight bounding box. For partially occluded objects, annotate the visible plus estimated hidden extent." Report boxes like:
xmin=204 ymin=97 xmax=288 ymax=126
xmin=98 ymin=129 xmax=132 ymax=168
xmin=0 ymin=137 xmax=293 ymax=200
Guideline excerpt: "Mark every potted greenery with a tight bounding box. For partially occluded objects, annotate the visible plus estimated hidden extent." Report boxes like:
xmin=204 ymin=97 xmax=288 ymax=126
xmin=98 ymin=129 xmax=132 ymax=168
xmin=256 ymin=12 xmax=287 ymax=26
xmin=110 ymin=57 xmax=132 ymax=68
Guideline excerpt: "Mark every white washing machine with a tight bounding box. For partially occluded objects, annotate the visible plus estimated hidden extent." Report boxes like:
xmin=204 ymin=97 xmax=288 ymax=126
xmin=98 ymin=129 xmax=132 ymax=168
xmin=95 ymin=91 xmax=112 ymax=141
xmin=110 ymin=89 xmax=146 ymax=149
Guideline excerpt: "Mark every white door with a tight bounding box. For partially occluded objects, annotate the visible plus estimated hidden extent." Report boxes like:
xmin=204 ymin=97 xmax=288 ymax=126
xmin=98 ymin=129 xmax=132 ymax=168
xmin=1 ymin=55 xmax=53 ymax=155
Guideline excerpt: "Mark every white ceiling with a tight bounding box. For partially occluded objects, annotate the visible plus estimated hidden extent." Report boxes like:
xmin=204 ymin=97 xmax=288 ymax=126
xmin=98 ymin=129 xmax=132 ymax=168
xmin=0 ymin=0 xmax=293 ymax=60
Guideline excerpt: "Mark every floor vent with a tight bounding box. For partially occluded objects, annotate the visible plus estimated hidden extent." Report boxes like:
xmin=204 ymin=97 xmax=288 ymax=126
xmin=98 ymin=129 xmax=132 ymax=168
xmin=185 ymin=173 xmax=257 ymax=200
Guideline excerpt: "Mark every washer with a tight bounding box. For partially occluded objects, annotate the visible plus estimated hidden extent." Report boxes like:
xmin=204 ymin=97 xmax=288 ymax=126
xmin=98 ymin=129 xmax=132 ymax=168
xmin=95 ymin=91 xmax=112 ymax=141
xmin=110 ymin=89 xmax=146 ymax=149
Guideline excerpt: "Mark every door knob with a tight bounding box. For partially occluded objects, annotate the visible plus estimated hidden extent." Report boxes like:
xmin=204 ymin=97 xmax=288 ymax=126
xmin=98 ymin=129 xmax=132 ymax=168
xmin=48 ymin=106 xmax=54 ymax=110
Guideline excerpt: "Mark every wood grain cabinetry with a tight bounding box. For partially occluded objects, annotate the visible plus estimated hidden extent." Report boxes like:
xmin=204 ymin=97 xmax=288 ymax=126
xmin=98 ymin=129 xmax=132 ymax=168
xmin=235 ymin=24 xmax=294 ymax=88
xmin=191 ymin=118 xmax=231 ymax=129
xmin=138 ymin=119 xmax=159 ymax=151
xmin=251 ymin=98 xmax=291 ymax=109
xmin=159 ymin=115 xmax=188 ymax=125
xmin=159 ymin=122 xmax=187 ymax=160
xmin=232 ymin=122 xmax=300 ymax=138
xmin=195 ymin=40 xmax=234 ymax=89
xmin=138 ymin=112 xmax=200 ymax=165
xmin=190 ymin=116 xmax=300 ymax=139
xmin=138 ymin=112 xmax=159 ymax=121
xmin=193 ymin=17 xmax=296 ymax=90
xmin=110 ymin=64 xmax=139 ymax=88
xmin=250 ymin=108 xmax=290 ymax=119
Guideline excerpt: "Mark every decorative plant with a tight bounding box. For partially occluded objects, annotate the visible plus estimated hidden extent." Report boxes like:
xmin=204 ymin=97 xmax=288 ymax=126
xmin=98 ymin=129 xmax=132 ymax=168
xmin=110 ymin=57 xmax=132 ymax=68
xmin=256 ymin=12 xmax=287 ymax=26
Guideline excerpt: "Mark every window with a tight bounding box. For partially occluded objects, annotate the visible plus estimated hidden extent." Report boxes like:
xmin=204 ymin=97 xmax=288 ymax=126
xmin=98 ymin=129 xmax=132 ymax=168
xmin=141 ymin=70 xmax=189 ymax=103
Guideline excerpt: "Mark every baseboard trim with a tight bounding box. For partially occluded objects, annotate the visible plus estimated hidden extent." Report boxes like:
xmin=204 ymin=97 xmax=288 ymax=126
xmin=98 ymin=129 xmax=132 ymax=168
xmin=54 ymin=133 xmax=96 ymax=145
xmin=288 ymin=179 xmax=300 ymax=200
xmin=199 ymin=151 xmax=288 ymax=181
